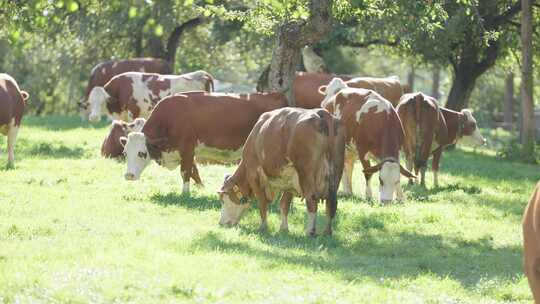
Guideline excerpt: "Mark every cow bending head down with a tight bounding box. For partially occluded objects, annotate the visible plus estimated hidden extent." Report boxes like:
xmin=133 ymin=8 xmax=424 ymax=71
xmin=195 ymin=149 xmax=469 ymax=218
xmin=364 ymin=158 xmax=415 ymax=203
xmin=88 ymin=87 xmax=110 ymax=122
xmin=218 ymin=174 xmax=251 ymax=226
xmin=121 ymin=132 xmax=152 ymax=180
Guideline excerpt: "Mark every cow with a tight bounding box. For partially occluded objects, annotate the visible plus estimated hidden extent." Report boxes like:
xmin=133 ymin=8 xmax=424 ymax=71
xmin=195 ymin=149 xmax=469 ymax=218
xmin=79 ymin=58 xmax=171 ymax=118
xmin=0 ymin=74 xmax=28 ymax=169
xmin=320 ymin=78 xmax=415 ymax=203
xmin=87 ymin=70 xmax=214 ymax=122
xmin=101 ymin=118 xmax=146 ymax=158
xmin=218 ymin=107 xmax=345 ymax=236
xmin=120 ymin=91 xmax=288 ymax=194
xmin=397 ymin=92 xmax=486 ymax=187
xmin=294 ymin=72 xmax=407 ymax=109
xmin=523 ymin=181 xmax=540 ymax=303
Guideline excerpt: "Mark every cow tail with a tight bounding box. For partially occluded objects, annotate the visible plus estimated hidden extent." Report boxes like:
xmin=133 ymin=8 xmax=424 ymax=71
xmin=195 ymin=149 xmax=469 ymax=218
xmin=414 ymin=95 xmax=424 ymax=171
xmin=324 ymin=112 xmax=340 ymax=219
xmin=205 ymin=73 xmax=214 ymax=92
xmin=191 ymin=163 xmax=203 ymax=185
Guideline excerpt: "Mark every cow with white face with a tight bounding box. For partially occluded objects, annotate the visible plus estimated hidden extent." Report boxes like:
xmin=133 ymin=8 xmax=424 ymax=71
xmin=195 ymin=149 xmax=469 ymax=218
xmin=397 ymin=92 xmax=486 ymax=188
xmin=321 ymin=78 xmax=415 ymax=203
xmin=88 ymin=70 xmax=214 ymax=122
xmin=121 ymin=132 xmax=152 ymax=180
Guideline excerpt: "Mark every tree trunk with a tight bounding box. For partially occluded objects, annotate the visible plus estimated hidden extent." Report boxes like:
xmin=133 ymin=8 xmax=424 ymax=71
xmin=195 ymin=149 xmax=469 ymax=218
xmin=503 ymin=72 xmax=514 ymax=131
xmin=521 ymin=0 xmax=535 ymax=150
xmin=431 ymin=66 xmax=440 ymax=100
xmin=445 ymin=63 xmax=479 ymax=111
xmin=407 ymin=65 xmax=415 ymax=92
xmin=268 ymin=0 xmax=333 ymax=106
xmin=165 ymin=17 xmax=204 ymax=71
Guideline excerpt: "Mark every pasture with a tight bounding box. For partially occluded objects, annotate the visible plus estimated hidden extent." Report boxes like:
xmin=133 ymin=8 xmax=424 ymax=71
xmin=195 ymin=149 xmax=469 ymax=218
xmin=0 ymin=116 xmax=537 ymax=303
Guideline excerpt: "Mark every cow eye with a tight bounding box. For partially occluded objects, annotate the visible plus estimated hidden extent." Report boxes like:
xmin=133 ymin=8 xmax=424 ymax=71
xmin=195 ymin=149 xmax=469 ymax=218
xmin=138 ymin=151 xmax=147 ymax=159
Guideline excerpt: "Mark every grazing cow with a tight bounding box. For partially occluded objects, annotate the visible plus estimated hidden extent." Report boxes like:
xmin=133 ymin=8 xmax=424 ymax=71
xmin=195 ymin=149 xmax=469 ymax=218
xmin=0 ymin=74 xmax=28 ymax=169
xmin=321 ymin=78 xmax=415 ymax=202
xmin=218 ymin=107 xmax=345 ymax=236
xmin=397 ymin=92 xmax=486 ymax=187
xmin=101 ymin=118 xmax=146 ymax=158
xmin=88 ymin=70 xmax=214 ymax=122
xmin=523 ymin=182 xmax=540 ymax=304
xmin=79 ymin=58 xmax=171 ymax=117
xmin=120 ymin=91 xmax=288 ymax=194
xmin=294 ymin=72 xmax=407 ymax=109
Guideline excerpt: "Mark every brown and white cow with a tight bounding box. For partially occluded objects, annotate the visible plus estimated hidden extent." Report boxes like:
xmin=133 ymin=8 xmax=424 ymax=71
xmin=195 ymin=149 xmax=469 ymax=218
xmin=0 ymin=74 xmax=28 ymax=169
xmin=120 ymin=91 xmax=288 ymax=194
xmin=321 ymin=78 xmax=415 ymax=202
xmin=523 ymin=181 xmax=540 ymax=303
xmin=79 ymin=58 xmax=171 ymax=118
xmin=397 ymin=92 xmax=486 ymax=187
xmin=218 ymin=107 xmax=345 ymax=236
xmin=294 ymin=72 xmax=407 ymax=109
xmin=101 ymin=118 xmax=146 ymax=158
xmin=88 ymin=70 xmax=214 ymax=122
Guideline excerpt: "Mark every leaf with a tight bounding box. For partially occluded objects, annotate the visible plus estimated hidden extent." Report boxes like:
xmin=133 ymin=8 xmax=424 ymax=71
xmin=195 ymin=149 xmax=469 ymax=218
xmin=128 ymin=6 xmax=137 ymax=18
xmin=67 ymin=1 xmax=79 ymax=12
xmin=154 ymin=24 xmax=164 ymax=37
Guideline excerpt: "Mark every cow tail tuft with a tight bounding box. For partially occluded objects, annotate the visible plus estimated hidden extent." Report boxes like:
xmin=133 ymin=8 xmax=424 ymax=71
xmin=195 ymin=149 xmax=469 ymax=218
xmin=325 ymin=112 xmax=339 ymax=219
xmin=414 ymin=95 xmax=423 ymax=170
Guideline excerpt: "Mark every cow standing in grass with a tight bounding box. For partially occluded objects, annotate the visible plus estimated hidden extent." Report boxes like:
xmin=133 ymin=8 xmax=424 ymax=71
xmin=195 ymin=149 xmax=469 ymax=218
xmin=523 ymin=181 xmax=540 ymax=303
xmin=0 ymin=74 xmax=29 ymax=169
xmin=120 ymin=91 xmax=288 ymax=194
xmin=397 ymin=93 xmax=486 ymax=187
xmin=320 ymin=78 xmax=415 ymax=203
xmin=218 ymin=107 xmax=345 ymax=236
xmin=87 ymin=70 xmax=214 ymax=122
xmin=101 ymin=118 xmax=146 ymax=158
xmin=79 ymin=58 xmax=171 ymax=118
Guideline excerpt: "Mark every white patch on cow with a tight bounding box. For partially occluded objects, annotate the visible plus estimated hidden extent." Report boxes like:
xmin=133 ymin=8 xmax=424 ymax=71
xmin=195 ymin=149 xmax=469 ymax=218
xmin=112 ymin=62 xmax=118 ymax=69
xmin=321 ymin=77 xmax=348 ymax=105
xmin=219 ymin=194 xmax=250 ymax=225
xmin=123 ymin=132 xmax=151 ymax=180
xmin=88 ymin=87 xmax=110 ymax=122
xmin=160 ymin=150 xmax=182 ymax=170
xmin=355 ymin=97 xmax=390 ymax=122
xmin=306 ymin=212 xmax=317 ymax=236
xmin=128 ymin=118 xmax=146 ymax=132
xmin=461 ymin=109 xmax=486 ymax=146
xmin=379 ymin=162 xmax=400 ymax=203
xmin=101 ymin=68 xmax=106 ymax=75
xmin=182 ymin=182 xmax=190 ymax=194
xmin=128 ymin=74 xmax=157 ymax=118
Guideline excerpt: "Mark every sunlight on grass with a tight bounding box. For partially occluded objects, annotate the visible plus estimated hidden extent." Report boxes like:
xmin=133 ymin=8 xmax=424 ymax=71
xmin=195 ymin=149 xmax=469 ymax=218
xmin=0 ymin=116 xmax=535 ymax=303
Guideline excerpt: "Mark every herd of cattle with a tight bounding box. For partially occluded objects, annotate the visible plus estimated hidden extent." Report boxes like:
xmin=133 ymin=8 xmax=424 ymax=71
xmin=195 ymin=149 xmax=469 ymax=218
xmin=2 ymin=57 xmax=540 ymax=300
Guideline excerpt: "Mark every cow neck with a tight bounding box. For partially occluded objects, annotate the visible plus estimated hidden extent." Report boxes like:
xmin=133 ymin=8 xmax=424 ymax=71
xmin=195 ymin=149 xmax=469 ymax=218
xmin=440 ymin=107 xmax=463 ymax=144
xmin=231 ymin=161 xmax=251 ymax=200
xmin=142 ymin=126 xmax=163 ymax=161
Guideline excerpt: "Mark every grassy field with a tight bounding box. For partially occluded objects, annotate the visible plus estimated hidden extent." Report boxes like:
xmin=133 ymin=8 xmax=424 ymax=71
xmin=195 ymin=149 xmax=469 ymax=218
xmin=0 ymin=116 xmax=538 ymax=303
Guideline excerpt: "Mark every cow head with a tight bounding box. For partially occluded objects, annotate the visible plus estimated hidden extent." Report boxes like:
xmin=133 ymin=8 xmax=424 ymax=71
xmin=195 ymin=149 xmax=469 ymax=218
xmin=88 ymin=87 xmax=110 ymax=122
xmin=120 ymin=132 xmax=152 ymax=180
xmin=127 ymin=118 xmax=146 ymax=132
xmin=459 ymin=109 xmax=486 ymax=146
xmin=318 ymin=77 xmax=348 ymax=105
xmin=364 ymin=159 xmax=416 ymax=203
xmin=218 ymin=174 xmax=250 ymax=226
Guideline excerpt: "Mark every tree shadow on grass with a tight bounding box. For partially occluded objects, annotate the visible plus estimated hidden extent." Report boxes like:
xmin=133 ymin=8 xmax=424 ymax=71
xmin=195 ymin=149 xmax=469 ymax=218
xmin=405 ymin=183 xmax=482 ymax=202
xmin=190 ymin=228 xmax=522 ymax=291
xmin=149 ymin=192 xmax=220 ymax=211
xmin=16 ymin=140 xmax=88 ymax=159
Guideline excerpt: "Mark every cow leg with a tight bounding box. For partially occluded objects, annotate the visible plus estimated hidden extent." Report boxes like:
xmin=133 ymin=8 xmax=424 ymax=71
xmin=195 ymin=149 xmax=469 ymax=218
xmin=179 ymin=148 xmax=196 ymax=194
xmin=432 ymin=149 xmax=443 ymax=188
xmin=525 ymin=257 xmax=540 ymax=304
xmin=6 ymin=125 xmax=19 ymax=169
xmin=396 ymin=183 xmax=404 ymax=202
xmin=406 ymin=154 xmax=415 ymax=185
xmin=341 ymin=151 xmax=355 ymax=195
xmin=360 ymin=158 xmax=373 ymax=200
xmin=420 ymin=167 xmax=427 ymax=187
xmin=306 ymin=197 xmax=318 ymax=237
xmin=279 ymin=191 xmax=293 ymax=232
xmin=251 ymin=185 xmax=270 ymax=232
xmin=324 ymin=198 xmax=335 ymax=235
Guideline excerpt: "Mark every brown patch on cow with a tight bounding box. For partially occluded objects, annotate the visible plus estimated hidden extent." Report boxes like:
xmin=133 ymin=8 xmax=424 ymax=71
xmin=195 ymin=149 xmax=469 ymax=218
xmin=523 ymin=182 xmax=540 ymax=303
xmin=101 ymin=120 xmax=129 ymax=158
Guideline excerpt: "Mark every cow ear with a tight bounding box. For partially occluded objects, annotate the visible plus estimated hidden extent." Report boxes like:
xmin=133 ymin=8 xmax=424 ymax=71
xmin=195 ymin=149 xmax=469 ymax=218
xmin=318 ymin=85 xmax=327 ymax=94
xmin=400 ymin=164 xmax=416 ymax=179
xmin=218 ymin=174 xmax=233 ymax=194
xmin=20 ymin=91 xmax=29 ymax=101
xmin=119 ymin=136 xmax=128 ymax=147
xmin=363 ymin=162 xmax=383 ymax=174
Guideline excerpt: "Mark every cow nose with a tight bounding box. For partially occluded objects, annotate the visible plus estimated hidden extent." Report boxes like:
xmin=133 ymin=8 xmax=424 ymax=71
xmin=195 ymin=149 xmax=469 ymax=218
xmin=124 ymin=173 xmax=135 ymax=180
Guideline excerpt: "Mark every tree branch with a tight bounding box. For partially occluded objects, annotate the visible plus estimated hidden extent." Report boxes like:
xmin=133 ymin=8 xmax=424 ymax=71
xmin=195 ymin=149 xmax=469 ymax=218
xmin=491 ymin=1 xmax=521 ymax=28
xmin=339 ymin=38 xmax=400 ymax=48
xmin=165 ymin=17 xmax=205 ymax=68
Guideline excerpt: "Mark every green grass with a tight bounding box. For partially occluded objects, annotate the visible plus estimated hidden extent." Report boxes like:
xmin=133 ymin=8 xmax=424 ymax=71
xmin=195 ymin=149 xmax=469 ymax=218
xmin=0 ymin=116 xmax=536 ymax=303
